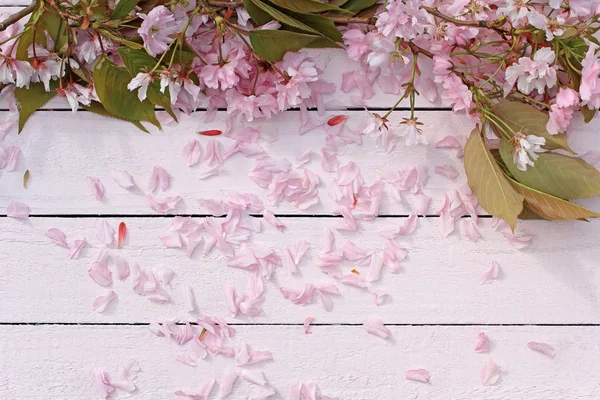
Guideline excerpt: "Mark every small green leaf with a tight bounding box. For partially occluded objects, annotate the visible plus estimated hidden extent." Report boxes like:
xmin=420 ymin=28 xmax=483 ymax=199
xmin=243 ymin=0 xmax=274 ymax=25
xmin=100 ymin=29 xmax=144 ymax=49
xmin=269 ymin=0 xmax=350 ymax=14
xmin=509 ymin=178 xmax=600 ymax=221
xmin=464 ymin=128 xmax=524 ymax=230
xmin=492 ymin=101 xmax=574 ymax=154
xmin=23 ymin=170 xmax=30 ymax=189
xmin=111 ymin=0 xmax=140 ymax=19
xmin=500 ymin=140 xmax=600 ymax=200
xmin=83 ymin=101 xmax=150 ymax=133
xmin=581 ymin=105 xmax=596 ymax=123
xmin=341 ymin=0 xmax=377 ymax=12
xmin=249 ymin=30 xmax=321 ymax=62
xmin=14 ymin=81 xmax=58 ymax=133
xmin=93 ymin=57 xmax=160 ymax=129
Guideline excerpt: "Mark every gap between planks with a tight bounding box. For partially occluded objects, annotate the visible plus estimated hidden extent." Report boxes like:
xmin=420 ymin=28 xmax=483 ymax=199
xmin=1 ymin=322 xmax=600 ymax=326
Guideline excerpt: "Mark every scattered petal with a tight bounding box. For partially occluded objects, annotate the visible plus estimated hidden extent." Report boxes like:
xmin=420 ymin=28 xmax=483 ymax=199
xmin=145 ymin=194 xmax=182 ymax=213
xmin=114 ymin=256 xmax=130 ymax=281
xmin=111 ymin=359 xmax=140 ymax=392
xmin=112 ymin=170 xmax=135 ymax=189
xmin=436 ymin=135 xmax=461 ymax=149
xmin=304 ymin=316 xmax=313 ymax=334
xmin=398 ymin=214 xmax=418 ymax=236
xmin=182 ymin=284 xmax=196 ymax=313
xmin=69 ymin=238 xmax=87 ymax=259
xmin=46 ymin=228 xmax=68 ymax=248
xmin=92 ymin=369 xmax=115 ymax=399
xmin=480 ymin=261 xmax=500 ymax=285
xmin=405 ymin=369 xmax=431 ymax=384
xmin=89 ymin=261 xmax=113 ymax=287
xmin=198 ymin=164 xmax=221 ymax=180
xmin=118 ymin=222 xmax=126 ymax=248
xmin=363 ymin=317 xmax=390 ymax=339
xmin=183 ymin=139 xmax=202 ymax=167
xmin=238 ymin=369 xmax=268 ymax=387
xmin=475 ymin=332 xmax=490 ymax=353
xmin=86 ymin=176 xmax=105 ymax=201
xmin=480 ymin=359 xmax=500 ymax=386
xmin=92 ymin=291 xmax=117 ymax=313
xmin=198 ymin=129 xmax=222 ymax=136
xmin=528 ymin=341 xmax=555 ymax=358
xmin=366 ymin=253 xmax=384 ymax=283
xmin=148 ymin=166 xmax=171 ymax=192
xmin=96 ymin=220 xmax=115 ymax=246
xmin=7 ymin=201 xmax=29 ymax=220
xmin=434 ymin=165 xmax=459 ymax=180
xmin=263 ymin=210 xmax=285 ymax=231
xmin=218 ymin=371 xmax=237 ymax=399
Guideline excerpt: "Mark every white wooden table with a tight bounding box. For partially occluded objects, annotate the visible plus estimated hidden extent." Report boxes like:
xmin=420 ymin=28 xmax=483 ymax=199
xmin=2 ymin=5 xmax=600 ymax=399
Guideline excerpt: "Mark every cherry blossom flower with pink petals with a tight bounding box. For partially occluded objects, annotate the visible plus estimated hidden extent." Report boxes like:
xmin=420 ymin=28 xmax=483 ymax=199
xmin=475 ymin=332 xmax=490 ymax=353
xmin=275 ymin=52 xmax=319 ymax=110
xmin=405 ymin=369 xmax=431 ymax=384
xmin=376 ymin=0 xmax=430 ymax=40
xmin=505 ymin=48 xmax=557 ymax=95
xmin=363 ymin=317 xmax=390 ymax=339
xmin=112 ymin=170 xmax=135 ymax=189
xmin=138 ymin=6 xmax=179 ymax=57
xmin=7 ymin=201 xmax=29 ymax=220
xmin=580 ymin=43 xmax=600 ymax=109
xmin=480 ymin=261 xmax=500 ymax=285
xmin=480 ymin=359 xmax=500 ymax=386
xmin=528 ymin=341 xmax=555 ymax=358
xmin=96 ymin=220 xmax=115 ymax=246
xmin=92 ymin=291 xmax=117 ymax=313
xmin=183 ymin=139 xmax=202 ymax=167
xmin=46 ymin=228 xmax=68 ymax=248
xmin=86 ymin=176 xmax=105 ymax=201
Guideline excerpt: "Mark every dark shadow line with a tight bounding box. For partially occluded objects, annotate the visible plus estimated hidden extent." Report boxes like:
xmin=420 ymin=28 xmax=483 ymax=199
xmin=1 ymin=322 xmax=598 ymax=327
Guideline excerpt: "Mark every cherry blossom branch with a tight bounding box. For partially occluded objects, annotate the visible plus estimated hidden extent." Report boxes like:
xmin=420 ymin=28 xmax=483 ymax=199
xmin=0 ymin=0 xmax=38 ymax=32
xmin=420 ymin=6 xmax=512 ymax=35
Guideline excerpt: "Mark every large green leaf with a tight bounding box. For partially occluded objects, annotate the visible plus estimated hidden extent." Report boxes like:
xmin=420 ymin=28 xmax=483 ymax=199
xmin=243 ymin=0 xmax=274 ymax=25
xmin=289 ymin=10 xmax=343 ymax=42
xmin=93 ymin=57 xmax=160 ymax=128
xmin=464 ymin=128 xmax=524 ymax=230
xmin=118 ymin=48 xmax=177 ymax=120
xmin=269 ymin=0 xmax=350 ymax=13
xmin=500 ymin=140 xmax=600 ymax=200
xmin=247 ymin=0 xmax=322 ymax=35
xmin=111 ymin=0 xmax=140 ymax=19
xmin=249 ymin=30 xmax=321 ymax=62
xmin=83 ymin=101 xmax=149 ymax=133
xmin=509 ymin=178 xmax=600 ymax=221
xmin=492 ymin=101 xmax=573 ymax=153
xmin=341 ymin=0 xmax=377 ymax=12
xmin=14 ymin=81 xmax=58 ymax=133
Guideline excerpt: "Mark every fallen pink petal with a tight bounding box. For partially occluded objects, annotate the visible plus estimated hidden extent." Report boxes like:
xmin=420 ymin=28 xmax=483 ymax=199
xmin=363 ymin=317 xmax=390 ymax=339
xmin=86 ymin=176 xmax=105 ymax=201
xmin=475 ymin=332 xmax=490 ymax=353
xmin=528 ymin=341 xmax=555 ymax=358
xmin=481 ymin=261 xmax=500 ymax=285
xmin=480 ymin=359 xmax=500 ymax=386
xmin=405 ymin=369 xmax=431 ymax=384
xmin=6 ymin=201 xmax=29 ymax=220
xmin=92 ymin=291 xmax=117 ymax=313
xmin=46 ymin=228 xmax=68 ymax=248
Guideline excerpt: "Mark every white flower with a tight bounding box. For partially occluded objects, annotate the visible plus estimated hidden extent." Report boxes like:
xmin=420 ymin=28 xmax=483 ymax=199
xmin=0 ymin=56 xmax=34 ymax=88
xmin=505 ymin=47 xmax=557 ymax=95
xmin=127 ymin=72 xmax=153 ymax=101
xmin=512 ymin=133 xmax=546 ymax=171
xmin=30 ymin=59 xmax=62 ymax=91
xmin=399 ymin=118 xmax=427 ymax=146
xmin=497 ymin=0 xmax=531 ymax=26
xmin=366 ymin=36 xmax=410 ymax=75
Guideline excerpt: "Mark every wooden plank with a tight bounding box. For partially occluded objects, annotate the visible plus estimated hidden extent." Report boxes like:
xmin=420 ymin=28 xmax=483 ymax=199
xmin=2 ymin=324 xmax=599 ymax=399
xmin=1 ymin=216 xmax=599 ymax=324
xmin=2 ymin=111 xmax=600 ymax=215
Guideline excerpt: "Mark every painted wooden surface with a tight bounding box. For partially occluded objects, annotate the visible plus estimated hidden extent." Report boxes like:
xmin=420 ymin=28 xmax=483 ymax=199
xmin=1 ymin=4 xmax=600 ymax=398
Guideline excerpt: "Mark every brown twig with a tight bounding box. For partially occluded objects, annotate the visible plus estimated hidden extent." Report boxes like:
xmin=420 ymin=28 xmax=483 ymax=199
xmin=421 ymin=6 xmax=512 ymax=35
xmin=207 ymin=0 xmax=243 ymax=7
xmin=0 ymin=0 xmax=38 ymax=32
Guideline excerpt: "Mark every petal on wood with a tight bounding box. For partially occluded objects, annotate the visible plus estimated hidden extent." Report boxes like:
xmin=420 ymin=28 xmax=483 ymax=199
xmin=474 ymin=332 xmax=490 ymax=353
xmin=182 ymin=139 xmax=202 ymax=167
xmin=218 ymin=370 xmax=237 ymax=399
xmin=434 ymin=164 xmax=459 ymax=180
xmin=528 ymin=341 xmax=555 ymax=358
xmin=405 ymin=369 xmax=431 ymax=384
xmin=118 ymin=222 xmax=126 ymax=248
xmin=363 ymin=317 xmax=390 ymax=339
xmin=398 ymin=214 xmax=418 ymax=236
xmin=89 ymin=261 xmax=113 ymax=287
xmin=46 ymin=228 xmax=68 ymax=248
xmin=96 ymin=220 xmax=115 ymax=246
xmin=6 ymin=201 xmax=29 ymax=220
xmin=86 ymin=176 xmax=105 ymax=201
xmin=237 ymin=369 xmax=268 ymax=387
xmin=480 ymin=261 xmax=500 ymax=285
xmin=111 ymin=170 xmax=135 ymax=189
xmin=263 ymin=210 xmax=285 ymax=231
xmin=480 ymin=359 xmax=500 ymax=386
xmin=304 ymin=316 xmax=313 ymax=334
xmin=69 ymin=238 xmax=87 ymax=259
xmin=92 ymin=291 xmax=117 ymax=313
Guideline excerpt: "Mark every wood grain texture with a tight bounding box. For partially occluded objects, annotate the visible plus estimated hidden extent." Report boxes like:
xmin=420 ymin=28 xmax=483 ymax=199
xmin=2 ymin=111 xmax=600 ymax=215
xmin=2 ymin=325 xmax=600 ymax=400
xmin=2 ymin=216 xmax=600 ymax=324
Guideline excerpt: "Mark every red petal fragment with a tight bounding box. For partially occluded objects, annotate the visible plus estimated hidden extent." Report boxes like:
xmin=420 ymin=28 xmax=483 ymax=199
xmin=198 ymin=129 xmax=222 ymax=136
xmin=118 ymin=222 xmax=126 ymax=249
xmin=327 ymin=115 xmax=347 ymax=126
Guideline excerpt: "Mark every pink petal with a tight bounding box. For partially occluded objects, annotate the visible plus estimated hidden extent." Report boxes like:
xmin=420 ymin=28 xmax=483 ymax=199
xmin=340 ymin=273 xmax=367 ymax=288
xmin=92 ymin=369 xmax=115 ymax=399
xmin=2 ymin=145 xmax=21 ymax=171
xmin=480 ymin=261 xmax=500 ymax=285
xmin=92 ymin=291 xmax=117 ymax=313
xmin=405 ymin=369 xmax=431 ymax=384
xmin=291 ymin=380 xmax=318 ymax=400
xmin=480 ymin=359 xmax=500 ymax=386
xmin=7 ymin=201 xmax=29 ymax=220
xmin=89 ymin=261 xmax=113 ymax=287
xmin=96 ymin=220 xmax=115 ymax=246
xmin=336 ymin=161 xmax=360 ymax=185
xmin=363 ymin=317 xmax=390 ymax=339
xmin=438 ymin=211 xmax=455 ymax=237
xmin=218 ymin=371 xmax=237 ymax=399
xmin=226 ymin=127 xmax=260 ymax=143
xmin=528 ymin=341 xmax=555 ymax=358
xmin=341 ymin=241 xmax=373 ymax=264
xmin=461 ymin=219 xmax=481 ymax=242
xmin=237 ymin=370 xmax=268 ymax=387
xmin=383 ymin=239 xmax=407 ymax=273
xmin=501 ymin=229 xmax=534 ymax=248
xmin=235 ymin=341 xmax=273 ymax=366
xmin=114 ymin=256 xmax=130 ymax=281
xmin=111 ymin=359 xmax=140 ymax=392
xmin=263 ymin=210 xmax=285 ymax=231
xmin=475 ymin=332 xmax=490 ymax=353
xmin=203 ymin=138 xmax=223 ymax=166
xmin=434 ymin=165 xmax=459 ymax=180
xmin=176 ymin=351 xmax=198 ymax=367
xmin=369 ymin=287 xmax=388 ymax=306
xmin=46 ymin=228 xmax=68 ymax=248
xmin=198 ymin=164 xmax=221 ymax=180
xmin=160 ymin=231 xmax=182 ymax=248
xmin=337 ymin=206 xmax=357 ymax=232
xmin=413 ymin=193 xmax=431 ymax=215
xmin=321 ymin=148 xmax=339 ymax=172
xmin=366 ymin=253 xmax=384 ymax=282
xmin=145 ymin=194 xmax=182 ymax=213
xmin=154 ymin=267 xmax=173 ymax=285
xmin=182 ymin=284 xmax=196 ymax=313
xmin=183 ymin=139 xmax=202 ymax=167
xmin=111 ymin=170 xmax=135 ymax=189
xmin=436 ymin=135 xmax=461 ymax=149
xmin=148 ymin=166 xmax=171 ymax=192
xmin=398 ymin=214 xmax=418 ymax=235
xmin=281 ymin=283 xmax=314 ymax=306
xmin=304 ymin=316 xmax=313 ymax=334
xmin=296 ymin=149 xmax=312 ymax=167
xmin=86 ymin=176 xmax=105 ymax=201
xmin=69 ymin=238 xmax=87 ymax=259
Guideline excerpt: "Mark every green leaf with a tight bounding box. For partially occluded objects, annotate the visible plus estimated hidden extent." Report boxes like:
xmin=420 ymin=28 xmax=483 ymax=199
xmin=249 ymin=30 xmax=321 ymax=62
xmin=118 ymin=48 xmax=177 ymax=121
xmin=14 ymin=81 xmax=58 ymax=133
xmin=491 ymin=101 xmax=574 ymax=154
xmin=509 ymin=178 xmax=600 ymax=221
xmin=111 ymin=0 xmax=140 ymax=19
xmin=100 ymin=29 xmax=144 ymax=49
xmin=83 ymin=101 xmax=150 ymax=133
xmin=500 ymin=140 xmax=600 ymax=200
xmin=464 ymin=128 xmax=524 ymax=230
xmin=247 ymin=0 xmax=322 ymax=35
xmin=93 ymin=57 xmax=160 ymax=129
xmin=269 ymin=0 xmax=350 ymax=14
xmin=243 ymin=0 xmax=274 ymax=25
xmin=581 ymin=105 xmax=596 ymax=123
xmin=289 ymin=10 xmax=343 ymax=42
xmin=341 ymin=0 xmax=377 ymax=12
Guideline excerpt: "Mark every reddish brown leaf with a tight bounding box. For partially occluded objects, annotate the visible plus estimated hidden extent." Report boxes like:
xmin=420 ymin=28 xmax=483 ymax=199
xmin=118 ymin=222 xmax=126 ymax=248
xmin=198 ymin=130 xmax=222 ymax=136
xmin=351 ymin=268 xmax=360 ymax=275
xmin=327 ymin=115 xmax=347 ymax=126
